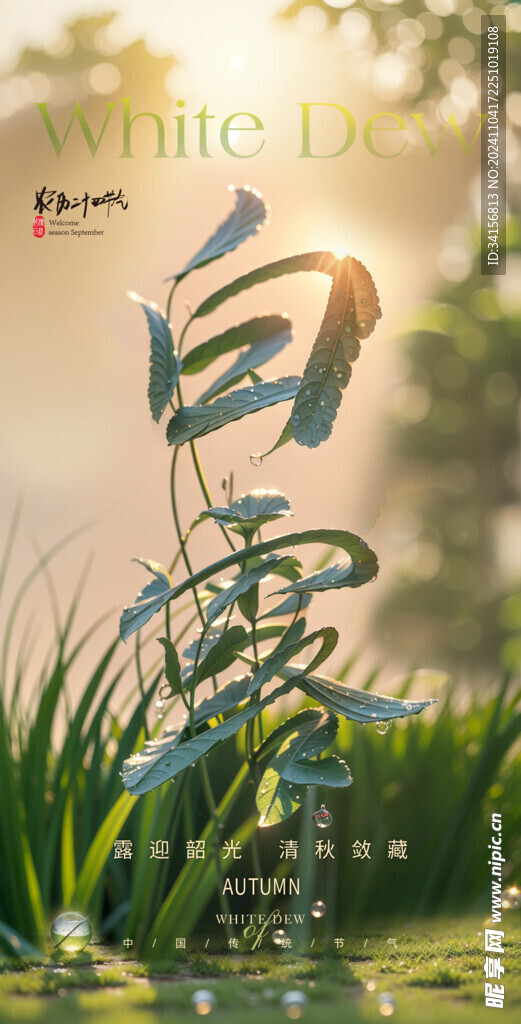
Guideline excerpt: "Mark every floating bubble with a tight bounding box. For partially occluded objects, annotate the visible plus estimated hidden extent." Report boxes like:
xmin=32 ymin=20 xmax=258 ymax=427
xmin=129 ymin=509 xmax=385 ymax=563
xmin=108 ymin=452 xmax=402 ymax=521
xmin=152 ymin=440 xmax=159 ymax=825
xmin=281 ymin=990 xmax=308 ymax=1019
xmin=51 ymin=911 xmax=92 ymax=952
xmin=191 ymin=990 xmax=217 ymax=1015
xmin=376 ymin=721 xmax=391 ymax=735
xmin=250 ymin=453 xmax=263 ymax=467
xmin=272 ymin=928 xmax=287 ymax=946
xmin=310 ymin=901 xmax=326 ymax=918
xmin=378 ymin=992 xmax=396 ymax=1017
xmin=312 ymin=804 xmax=333 ymax=828
xmin=501 ymin=886 xmax=521 ymax=910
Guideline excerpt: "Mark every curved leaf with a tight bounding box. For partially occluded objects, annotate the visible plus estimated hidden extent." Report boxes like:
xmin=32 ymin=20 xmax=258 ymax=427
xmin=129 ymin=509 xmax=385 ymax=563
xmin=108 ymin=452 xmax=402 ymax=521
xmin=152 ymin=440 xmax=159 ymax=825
xmin=131 ymin=297 xmax=182 ymax=423
xmin=193 ymin=251 xmax=339 ymax=319
xmin=119 ymin=560 xmax=175 ymax=642
xmin=256 ymin=708 xmax=341 ymax=827
xmin=157 ymin=637 xmax=182 ymax=697
xmin=197 ymin=318 xmax=293 ymax=402
xmin=166 ymin=377 xmax=300 ymax=446
xmin=259 ymin=591 xmax=313 ymax=619
xmin=293 ymin=669 xmax=438 ymax=723
xmin=256 ymin=707 xmax=338 ymax=766
xmin=168 ymin=186 xmax=268 ymax=281
xmin=122 ymin=678 xmax=294 ymax=795
xmin=194 ymin=625 xmax=249 ymax=684
xmin=137 ymin=673 xmax=254 ymax=758
xmin=119 ymin=528 xmax=377 ymax=643
xmin=289 ymin=256 xmax=381 ymax=449
xmin=282 ymin=756 xmax=352 ymax=786
xmin=247 ymin=626 xmax=338 ymax=695
xmin=181 ymin=316 xmax=289 ymax=376
xmin=274 ymin=554 xmax=372 ymax=593
xmin=170 ymin=528 xmax=378 ymax=604
xmin=206 ymin=555 xmax=294 ymax=623
xmin=193 ymin=673 xmax=253 ymax=724
xmin=201 ymin=489 xmax=293 ymax=538
xmin=256 ymin=770 xmax=306 ymax=827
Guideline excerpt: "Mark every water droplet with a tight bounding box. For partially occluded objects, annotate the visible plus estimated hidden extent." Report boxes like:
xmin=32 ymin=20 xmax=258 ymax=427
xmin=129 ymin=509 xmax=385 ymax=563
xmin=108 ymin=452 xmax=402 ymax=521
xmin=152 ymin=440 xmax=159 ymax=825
xmin=281 ymin=991 xmax=308 ymax=1018
xmin=250 ymin=453 xmax=263 ymax=467
xmin=310 ymin=900 xmax=326 ymax=918
xmin=378 ymin=993 xmax=396 ymax=1016
xmin=376 ymin=721 xmax=391 ymax=735
xmin=191 ymin=990 xmax=217 ymax=1015
xmin=154 ymin=700 xmax=165 ymax=709
xmin=501 ymin=886 xmax=521 ymax=909
xmin=312 ymin=804 xmax=333 ymax=829
xmin=305 ymin=388 xmax=311 ymax=396
xmin=272 ymin=929 xmax=287 ymax=946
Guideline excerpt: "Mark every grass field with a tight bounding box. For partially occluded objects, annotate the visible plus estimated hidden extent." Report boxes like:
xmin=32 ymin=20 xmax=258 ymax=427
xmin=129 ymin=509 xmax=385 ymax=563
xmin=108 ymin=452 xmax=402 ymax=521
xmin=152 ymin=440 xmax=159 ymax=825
xmin=0 ymin=918 xmax=519 ymax=1024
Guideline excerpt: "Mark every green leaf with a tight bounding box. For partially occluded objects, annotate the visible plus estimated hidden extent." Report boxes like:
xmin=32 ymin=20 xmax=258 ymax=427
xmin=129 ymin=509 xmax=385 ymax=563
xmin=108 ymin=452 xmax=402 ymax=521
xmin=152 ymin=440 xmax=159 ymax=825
xmin=168 ymin=186 xmax=268 ymax=281
xmin=132 ymin=297 xmax=182 ymax=423
xmin=72 ymin=791 xmax=137 ymax=908
xmin=255 ymin=707 xmax=339 ymax=767
xmin=274 ymin=554 xmax=374 ymax=593
xmin=256 ymin=708 xmax=343 ymax=826
xmin=256 ymin=770 xmax=306 ymax=827
xmin=170 ymin=528 xmax=378 ymax=604
xmin=193 ymin=251 xmax=339 ymax=319
xmin=194 ymin=625 xmax=249 ymax=684
xmin=181 ymin=317 xmax=288 ymax=376
xmin=288 ymin=256 xmax=381 ymax=449
xmin=193 ymin=674 xmax=253 ymax=724
xmin=0 ymin=921 xmax=44 ymax=960
xmin=120 ymin=528 xmax=377 ymax=644
xmin=282 ymin=756 xmax=352 ymax=786
xmin=157 ymin=637 xmax=183 ymax=697
xmin=247 ymin=626 xmax=338 ymax=695
xmin=259 ymin=593 xmax=312 ymax=619
xmin=191 ymin=318 xmax=293 ymax=402
xmin=206 ymin=555 xmax=293 ymax=623
xmin=166 ymin=377 xmax=300 ymax=446
xmin=293 ymin=669 xmax=438 ymax=723
xmin=119 ymin=560 xmax=175 ymax=643
xmin=122 ymin=678 xmax=294 ymax=795
xmin=201 ymin=489 xmax=293 ymax=539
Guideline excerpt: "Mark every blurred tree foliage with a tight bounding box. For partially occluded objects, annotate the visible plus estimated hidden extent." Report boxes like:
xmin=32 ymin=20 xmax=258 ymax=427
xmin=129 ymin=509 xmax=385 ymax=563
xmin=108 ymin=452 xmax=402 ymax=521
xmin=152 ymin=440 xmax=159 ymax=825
xmin=1 ymin=13 xmax=176 ymax=114
xmin=278 ymin=1 xmax=520 ymax=111
xmin=375 ymin=220 xmax=521 ymax=674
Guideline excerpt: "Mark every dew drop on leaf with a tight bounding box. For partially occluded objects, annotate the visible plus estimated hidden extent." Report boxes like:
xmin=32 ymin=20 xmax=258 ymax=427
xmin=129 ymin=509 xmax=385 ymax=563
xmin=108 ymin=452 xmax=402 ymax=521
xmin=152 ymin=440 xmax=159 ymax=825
xmin=376 ymin=721 xmax=391 ymax=735
xmin=250 ymin=453 xmax=263 ymax=467
xmin=312 ymin=804 xmax=333 ymax=828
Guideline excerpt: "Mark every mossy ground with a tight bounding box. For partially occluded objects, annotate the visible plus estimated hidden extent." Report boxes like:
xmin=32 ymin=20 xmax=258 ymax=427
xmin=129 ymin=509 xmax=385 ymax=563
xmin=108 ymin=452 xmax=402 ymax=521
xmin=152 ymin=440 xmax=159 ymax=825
xmin=0 ymin=918 xmax=519 ymax=1023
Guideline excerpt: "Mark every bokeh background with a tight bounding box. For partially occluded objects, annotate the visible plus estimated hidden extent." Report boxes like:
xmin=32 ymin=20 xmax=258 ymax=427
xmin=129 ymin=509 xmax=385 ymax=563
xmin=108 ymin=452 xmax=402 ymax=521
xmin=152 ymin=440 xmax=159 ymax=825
xmin=2 ymin=0 xmax=520 ymax=695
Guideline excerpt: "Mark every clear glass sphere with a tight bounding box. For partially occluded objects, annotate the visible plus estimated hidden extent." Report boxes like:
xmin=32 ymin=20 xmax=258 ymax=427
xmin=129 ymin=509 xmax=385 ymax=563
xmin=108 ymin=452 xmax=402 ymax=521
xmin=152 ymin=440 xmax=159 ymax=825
xmin=50 ymin=911 xmax=92 ymax=952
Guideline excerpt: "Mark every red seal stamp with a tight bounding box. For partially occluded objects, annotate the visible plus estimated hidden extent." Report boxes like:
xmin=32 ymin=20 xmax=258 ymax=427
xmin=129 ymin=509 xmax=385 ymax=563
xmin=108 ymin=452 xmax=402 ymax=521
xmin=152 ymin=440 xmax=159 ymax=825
xmin=33 ymin=216 xmax=45 ymax=238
